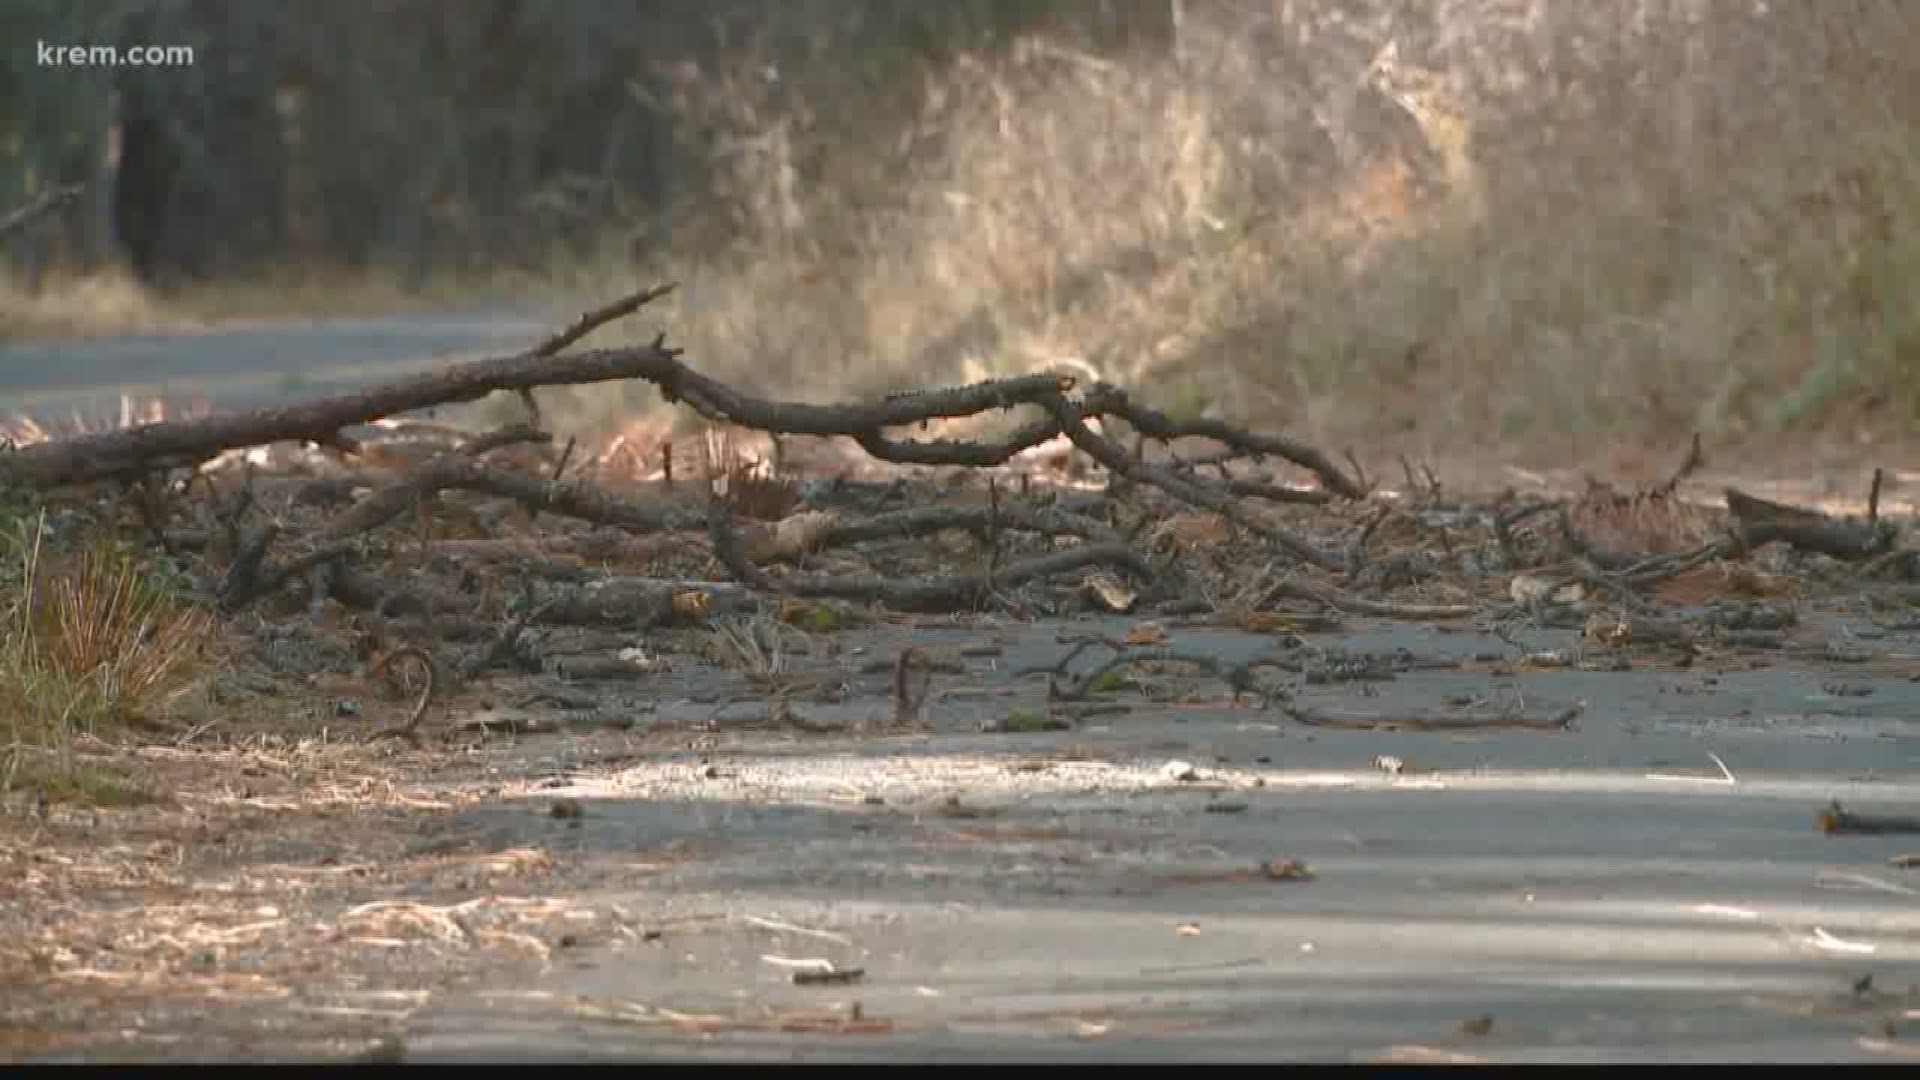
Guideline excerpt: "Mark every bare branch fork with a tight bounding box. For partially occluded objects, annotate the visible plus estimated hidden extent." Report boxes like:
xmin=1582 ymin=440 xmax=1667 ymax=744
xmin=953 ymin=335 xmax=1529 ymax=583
xmin=0 ymin=183 xmax=83 ymax=245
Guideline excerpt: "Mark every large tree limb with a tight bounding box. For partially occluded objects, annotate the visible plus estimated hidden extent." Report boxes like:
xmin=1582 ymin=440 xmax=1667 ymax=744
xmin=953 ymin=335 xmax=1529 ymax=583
xmin=1725 ymin=486 xmax=1894 ymax=562
xmin=0 ymin=287 xmax=679 ymax=490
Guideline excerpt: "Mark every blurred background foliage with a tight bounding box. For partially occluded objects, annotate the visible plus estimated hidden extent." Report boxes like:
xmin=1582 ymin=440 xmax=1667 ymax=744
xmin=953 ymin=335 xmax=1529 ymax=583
xmin=1 ymin=0 xmax=1158 ymax=282
xmin=4 ymin=1 xmax=1920 ymax=447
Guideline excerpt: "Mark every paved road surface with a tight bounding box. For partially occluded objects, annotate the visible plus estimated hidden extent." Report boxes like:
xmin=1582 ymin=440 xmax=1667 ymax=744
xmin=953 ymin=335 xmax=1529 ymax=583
xmin=7 ymin=315 xmax=1920 ymax=1063
xmin=1 ymin=312 xmax=546 ymax=426
xmin=395 ymin=617 xmax=1920 ymax=1063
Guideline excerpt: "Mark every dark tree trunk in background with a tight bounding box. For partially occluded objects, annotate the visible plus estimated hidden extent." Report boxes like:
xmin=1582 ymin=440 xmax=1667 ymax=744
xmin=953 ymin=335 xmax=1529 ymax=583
xmin=111 ymin=68 xmax=181 ymax=283
xmin=111 ymin=8 xmax=287 ymax=285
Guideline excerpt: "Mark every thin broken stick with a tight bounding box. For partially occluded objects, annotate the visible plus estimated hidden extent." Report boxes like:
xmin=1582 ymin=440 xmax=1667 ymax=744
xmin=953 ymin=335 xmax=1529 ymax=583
xmin=1281 ymin=702 xmax=1582 ymax=732
xmin=1819 ymin=800 xmax=1920 ymax=836
xmin=366 ymin=646 xmax=436 ymax=743
xmin=742 ymin=915 xmax=852 ymax=946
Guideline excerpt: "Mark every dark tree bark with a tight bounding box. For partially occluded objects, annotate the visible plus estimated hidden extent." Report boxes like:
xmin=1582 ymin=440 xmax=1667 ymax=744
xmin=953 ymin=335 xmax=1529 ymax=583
xmin=112 ymin=8 xmax=287 ymax=284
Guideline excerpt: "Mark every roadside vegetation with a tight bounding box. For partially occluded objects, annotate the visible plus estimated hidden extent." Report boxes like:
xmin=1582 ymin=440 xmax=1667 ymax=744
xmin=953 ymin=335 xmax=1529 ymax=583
xmin=0 ymin=493 xmax=210 ymax=801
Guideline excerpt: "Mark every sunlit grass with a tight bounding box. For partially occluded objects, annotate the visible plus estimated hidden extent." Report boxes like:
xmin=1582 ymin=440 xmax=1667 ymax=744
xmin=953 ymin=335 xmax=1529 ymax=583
xmin=0 ymin=511 xmax=211 ymax=798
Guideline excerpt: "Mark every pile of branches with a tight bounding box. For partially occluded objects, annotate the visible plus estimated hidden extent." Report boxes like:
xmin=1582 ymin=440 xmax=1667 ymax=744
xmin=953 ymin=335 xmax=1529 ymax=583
xmin=2 ymin=286 xmax=1912 ymax=732
xmin=0 ymin=285 xmax=1379 ymax=611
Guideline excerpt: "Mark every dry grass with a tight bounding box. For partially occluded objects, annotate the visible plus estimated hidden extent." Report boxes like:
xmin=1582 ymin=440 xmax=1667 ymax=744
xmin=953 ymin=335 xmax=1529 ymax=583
xmin=0 ymin=512 xmax=213 ymax=796
xmin=155 ymin=264 xmax=536 ymax=325
xmin=0 ymin=261 xmax=547 ymax=341
xmin=696 ymin=424 xmax=802 ymax=522
xmin=527 ymin=7 xmax=1920 ymax=468
xmin=0 ymin=266 xmax=168 ymax=340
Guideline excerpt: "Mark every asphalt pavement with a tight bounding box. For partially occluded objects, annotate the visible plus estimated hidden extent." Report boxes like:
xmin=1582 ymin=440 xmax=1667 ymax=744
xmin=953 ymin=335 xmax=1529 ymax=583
xmin=7 ymin=314 xmax=1919 ymax=1063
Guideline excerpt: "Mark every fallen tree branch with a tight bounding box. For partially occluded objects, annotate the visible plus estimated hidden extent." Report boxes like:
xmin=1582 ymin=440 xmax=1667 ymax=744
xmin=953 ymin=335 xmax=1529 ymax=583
xmin=1856 ymin=545 xmax=1920 ymax=582
xmin=1266 ymin=574 xmax=1479 ymax=620
xmin=706 ymin=496 xmax=779 ymax=593
xmin=853 ymin=417 xmax=1064 ymax=468
xmin=792 ymin=544 xmax=1153 ymax=613
xmin=533 ymin=283 xmax=677 ymax=358
xmin=457 ymin=423 xmax=552 ymax=458
xmin=1493 ymin=499 xmax=1560 ymax=569
xmin=1820 ymin=800 xmax=1920 ymax=837
xmin=1022 ymin=632 xmax=1292 ymax=704
xmin=364 ymin=577 xmax=749 ymax=633
xmin=323 ymin=455 xmax=691 ymax=540
xmin=1080 ymin=383 xmax=1366 ymax=498
xmin=15 ymin=294 xmax=1365 ymax=587
xmin=321 ymin=564 xmax=449 ymax=617
xmin=1652 ymin=433 xmax=1705 ymax=498
xmin=1725 ymin=487 xmax=1894 ymax=562
xmin=429 ymin=530 xmax=690 ymax=567
xmin=365 ymin=646 xmax=437 ymax=743
xmin=228 ymin=454 xmax=699 ymax=608
xmin=1281 ymin=702 xmax=1582 ymax=732
xmin=660 ymin=372 xmax=1357 ymax=545
xmin=219 ymin=522 xmax=279 ymax=608
xmin=817 ymin=502 xmax=1121 ymax=550
xmin=534 ymin=577 xmax=744 ymax=628
xmin=1619 ymin=539 xmax=1740 ymax=587
xmin=0 ymin=287 xmax=679 ymax=490
xmin=1047 ymin=397 xmax=1339 ymax=569
xmin=1212 ymin=476 xmax=1334 ymax=506
xmin=705 ymin=493 xmax=1151 ymax=613
xmin=676 ymin=370 xmax=1076 ymax=440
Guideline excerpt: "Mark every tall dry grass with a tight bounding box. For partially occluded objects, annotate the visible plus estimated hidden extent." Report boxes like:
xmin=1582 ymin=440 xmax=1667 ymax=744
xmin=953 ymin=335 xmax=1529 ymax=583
xmin=0 ymin=264 xmax=165 ymax=340
xmin=0 ymin=511 xmax=211 ymax=795
xmin=549 ymin=2 xmax=1920 ymax=464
